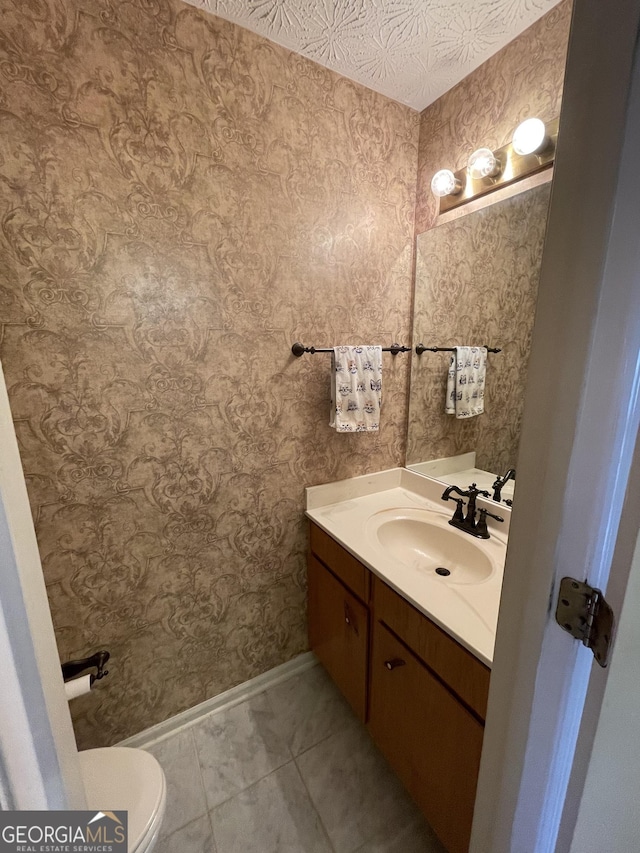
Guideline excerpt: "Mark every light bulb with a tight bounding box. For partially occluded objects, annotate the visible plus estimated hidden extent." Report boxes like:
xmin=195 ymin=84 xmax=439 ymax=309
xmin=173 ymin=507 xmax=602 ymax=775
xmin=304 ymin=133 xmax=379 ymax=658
xmin=468 ymin=147 xmax=501 ymax=179
xmin=512 ymin=118 xmax=548 ymax=155
xmin=431 ymin=169 xmax=462 ymax=198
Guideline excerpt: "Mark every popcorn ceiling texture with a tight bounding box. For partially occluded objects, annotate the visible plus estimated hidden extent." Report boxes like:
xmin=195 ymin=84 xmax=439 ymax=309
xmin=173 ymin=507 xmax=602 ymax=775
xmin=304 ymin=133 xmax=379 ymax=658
xmin=0 ymin=0 xmax=418 ymax=746
xmin=185 ymin=0 xmax=562 ymax=110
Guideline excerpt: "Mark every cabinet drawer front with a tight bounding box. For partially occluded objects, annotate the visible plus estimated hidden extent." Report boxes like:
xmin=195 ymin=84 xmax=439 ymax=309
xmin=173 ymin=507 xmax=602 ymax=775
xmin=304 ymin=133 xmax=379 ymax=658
xmin=309 ymin=523 xmax=370 ymax=602
xmin=373 ymin=577 xmax=490 ymax=720
xmin=369 ymin=621 xmax=483 ymax=853
xmin=308 ymin=554 xmax=368 ymax=721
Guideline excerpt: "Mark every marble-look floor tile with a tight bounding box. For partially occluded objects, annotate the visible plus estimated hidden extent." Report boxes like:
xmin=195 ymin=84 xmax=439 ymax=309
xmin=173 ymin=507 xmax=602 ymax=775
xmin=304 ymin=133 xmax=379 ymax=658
xmin=154 ymin=814 xmax=216 ymax=853
xmin=353 ymin=816 xmax=446 ymax=853
xmin=192 ymin=691 xmax=292 ymax=810
xmin=267 ymin=663 xmax=356 ymax=756
xmin=296 ymin=718 xmax=422 ymax=853
xmin=211 ymin=761 xmax=332 ymax=853
xmin=145 ymin=728 xmax=208 ymax=838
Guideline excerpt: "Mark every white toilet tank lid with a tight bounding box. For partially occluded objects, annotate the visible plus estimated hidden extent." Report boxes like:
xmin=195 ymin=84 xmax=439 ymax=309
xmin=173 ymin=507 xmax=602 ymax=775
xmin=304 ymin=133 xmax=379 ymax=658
xmin=79 ymin=747 xmax=166 ymax=852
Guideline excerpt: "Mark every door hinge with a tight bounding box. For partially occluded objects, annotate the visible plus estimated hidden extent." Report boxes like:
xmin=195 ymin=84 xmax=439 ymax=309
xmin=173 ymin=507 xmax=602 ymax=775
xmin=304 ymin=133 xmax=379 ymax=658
xmin=555 ymin=577 xmax=615 ymax=668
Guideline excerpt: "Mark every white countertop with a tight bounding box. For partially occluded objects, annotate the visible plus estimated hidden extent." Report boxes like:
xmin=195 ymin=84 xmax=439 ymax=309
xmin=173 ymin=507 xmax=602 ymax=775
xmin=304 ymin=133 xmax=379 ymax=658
xmin=306 ymin=468 xmax=510 ymax=667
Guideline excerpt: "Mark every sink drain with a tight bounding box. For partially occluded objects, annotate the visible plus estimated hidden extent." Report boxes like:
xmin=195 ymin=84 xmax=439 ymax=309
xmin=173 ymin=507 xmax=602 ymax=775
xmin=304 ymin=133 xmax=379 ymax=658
xmin=435 ymin=567 xmax=451 ymax=577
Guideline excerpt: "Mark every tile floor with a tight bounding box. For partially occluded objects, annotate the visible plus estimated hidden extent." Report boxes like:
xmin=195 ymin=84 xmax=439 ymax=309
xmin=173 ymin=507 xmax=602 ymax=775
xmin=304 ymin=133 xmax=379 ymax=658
xmin=145 ymin=660 xmax=446 ymax=853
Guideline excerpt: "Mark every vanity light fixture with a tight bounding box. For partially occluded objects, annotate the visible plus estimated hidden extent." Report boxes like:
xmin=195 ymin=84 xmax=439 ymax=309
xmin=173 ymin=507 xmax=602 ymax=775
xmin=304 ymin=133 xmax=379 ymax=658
xmin=467 ymin=147 xmax=502 ymax=180
xmin=512 ymin=117 xmax=549 ymax=155
xmin=431 ymin=169 xmax=462 ymax=198
xmin=432 ymin=116 xmax=559 ymax=214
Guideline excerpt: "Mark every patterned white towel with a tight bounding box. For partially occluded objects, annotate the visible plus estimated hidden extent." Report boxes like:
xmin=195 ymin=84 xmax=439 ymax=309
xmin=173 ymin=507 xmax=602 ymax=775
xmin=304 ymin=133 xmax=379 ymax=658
xmin=330 ymin=345 xmax=382 ymax=432
xmin=445 ymin=346 xmax=487 ymax=418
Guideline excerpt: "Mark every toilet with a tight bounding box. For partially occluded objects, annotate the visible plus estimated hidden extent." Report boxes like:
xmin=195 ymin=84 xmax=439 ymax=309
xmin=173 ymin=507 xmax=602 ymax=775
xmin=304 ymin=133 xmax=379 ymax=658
xmin=79 ymin=747 xmax=166 ymax=853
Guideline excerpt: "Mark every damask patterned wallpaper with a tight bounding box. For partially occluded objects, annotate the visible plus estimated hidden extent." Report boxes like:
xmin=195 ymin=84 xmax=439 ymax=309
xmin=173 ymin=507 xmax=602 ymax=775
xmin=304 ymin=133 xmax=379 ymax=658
xmin=407 ymin=0 xmax=571 ymax=473
xmin=0 ymin=0 xmax=418 ymax=746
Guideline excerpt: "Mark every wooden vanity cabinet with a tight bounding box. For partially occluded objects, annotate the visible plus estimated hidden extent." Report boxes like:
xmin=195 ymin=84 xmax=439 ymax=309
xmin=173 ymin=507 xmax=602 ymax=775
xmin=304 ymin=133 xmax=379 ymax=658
xmin=307 ymin=525 xmax=371 ymax=721
xmin=307 ymin=521 xmax=491 ymax=853
xmin=368 ymin=622 xmax=484 ymax=853
xmin=369 ymin=577 xmax=487 ymax=853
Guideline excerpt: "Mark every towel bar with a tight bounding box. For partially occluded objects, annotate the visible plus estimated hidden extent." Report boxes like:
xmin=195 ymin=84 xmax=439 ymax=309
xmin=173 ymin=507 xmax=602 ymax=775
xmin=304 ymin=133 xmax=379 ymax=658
xmin=415 ymin=344 xmax=502 ymax=354
xmin=292 ymin=342 xmax=411 ymax=357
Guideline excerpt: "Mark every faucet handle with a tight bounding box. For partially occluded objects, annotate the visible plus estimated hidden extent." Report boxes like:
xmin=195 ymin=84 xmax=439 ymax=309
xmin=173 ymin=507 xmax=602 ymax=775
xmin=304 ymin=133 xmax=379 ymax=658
xmin=481 ymin=509 xmax=504 ymax=523
xmin=450 ymin=498 xmax=464 ymax=524
xmin=475 ymin=508 xmax=504 ymax=539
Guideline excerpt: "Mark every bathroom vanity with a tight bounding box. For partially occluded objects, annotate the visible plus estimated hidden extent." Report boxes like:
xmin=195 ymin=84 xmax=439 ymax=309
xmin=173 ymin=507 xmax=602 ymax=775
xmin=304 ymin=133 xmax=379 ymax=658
xmin=306 ymin=469 xmax=509 ymax=853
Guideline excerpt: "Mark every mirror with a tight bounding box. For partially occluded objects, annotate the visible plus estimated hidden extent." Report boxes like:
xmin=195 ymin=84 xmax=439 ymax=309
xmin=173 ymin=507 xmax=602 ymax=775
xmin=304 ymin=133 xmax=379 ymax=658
xmin=405 ymin=181 xmax=552 ymax=502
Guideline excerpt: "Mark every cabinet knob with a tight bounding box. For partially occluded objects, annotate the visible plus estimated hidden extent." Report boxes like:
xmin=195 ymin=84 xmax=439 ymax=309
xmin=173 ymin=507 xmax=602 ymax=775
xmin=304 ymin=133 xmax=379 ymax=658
xmin=384 ymin=658 xmax=406 ymax=671
xmin=344 ymin=602 xmax=359 ymax=635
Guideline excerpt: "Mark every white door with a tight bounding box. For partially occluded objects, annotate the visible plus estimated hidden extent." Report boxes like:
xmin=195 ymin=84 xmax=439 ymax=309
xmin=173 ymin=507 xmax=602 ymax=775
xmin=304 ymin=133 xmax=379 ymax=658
xmin=0 ymin=363 xmax=85 ymax=809
xmin=471 ymin=0 xmax=640 ymax=850
xmin=566 ymin=522 xmax=640 ymax=852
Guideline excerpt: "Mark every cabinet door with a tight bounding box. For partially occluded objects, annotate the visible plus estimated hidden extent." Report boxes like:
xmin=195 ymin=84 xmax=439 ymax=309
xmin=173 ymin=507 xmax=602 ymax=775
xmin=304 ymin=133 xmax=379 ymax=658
xmin=308 ymin=553 xmax=368 ymax=721
xmin=369 ymin=621 xmax=484 ymax=853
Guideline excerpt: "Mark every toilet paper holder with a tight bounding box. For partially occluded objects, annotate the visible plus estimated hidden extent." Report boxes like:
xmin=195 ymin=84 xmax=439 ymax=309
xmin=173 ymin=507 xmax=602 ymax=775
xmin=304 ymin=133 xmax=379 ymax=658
xmin=62 ymin=650 xmax=110 ymax=686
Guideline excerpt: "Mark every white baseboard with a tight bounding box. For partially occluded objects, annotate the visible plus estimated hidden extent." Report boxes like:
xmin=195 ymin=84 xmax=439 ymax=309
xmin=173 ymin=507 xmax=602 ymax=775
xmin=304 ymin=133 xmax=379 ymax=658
xmin=118 ymin=652 xmax=317 ymax=749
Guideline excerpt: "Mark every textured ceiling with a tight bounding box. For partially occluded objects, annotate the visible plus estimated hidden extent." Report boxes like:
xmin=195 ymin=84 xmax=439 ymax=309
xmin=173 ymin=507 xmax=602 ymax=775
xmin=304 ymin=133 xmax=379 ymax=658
xmin=182 ymin=0 xmax=562 ymax=111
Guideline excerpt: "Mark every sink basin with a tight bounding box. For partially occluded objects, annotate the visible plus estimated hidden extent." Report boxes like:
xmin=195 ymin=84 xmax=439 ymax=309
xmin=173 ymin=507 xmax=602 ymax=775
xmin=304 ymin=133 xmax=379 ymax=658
xmin=366 ymin=508 xmax=495 ymax=584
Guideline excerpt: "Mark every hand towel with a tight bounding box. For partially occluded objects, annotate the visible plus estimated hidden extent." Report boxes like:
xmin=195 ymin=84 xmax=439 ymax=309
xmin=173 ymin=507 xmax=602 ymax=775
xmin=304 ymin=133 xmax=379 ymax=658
xmin=330 ymin=345 xmax=382 ymax=432
xmin=445 ymin=346 xmax=487 ymax=418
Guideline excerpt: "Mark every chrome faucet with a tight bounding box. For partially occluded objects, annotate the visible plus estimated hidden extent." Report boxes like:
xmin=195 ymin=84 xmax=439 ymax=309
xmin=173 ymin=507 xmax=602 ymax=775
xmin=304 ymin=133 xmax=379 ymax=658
xmin=492 ymin=468 xmax=516 ymax=503
xmin=442 ymin=483 xmax=504 ymax=539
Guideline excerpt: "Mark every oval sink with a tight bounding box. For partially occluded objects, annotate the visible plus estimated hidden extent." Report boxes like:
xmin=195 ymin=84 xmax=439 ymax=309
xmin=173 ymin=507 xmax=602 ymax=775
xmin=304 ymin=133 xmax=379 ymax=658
xmin=366 ymin=508 xmax=495 ymax=584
